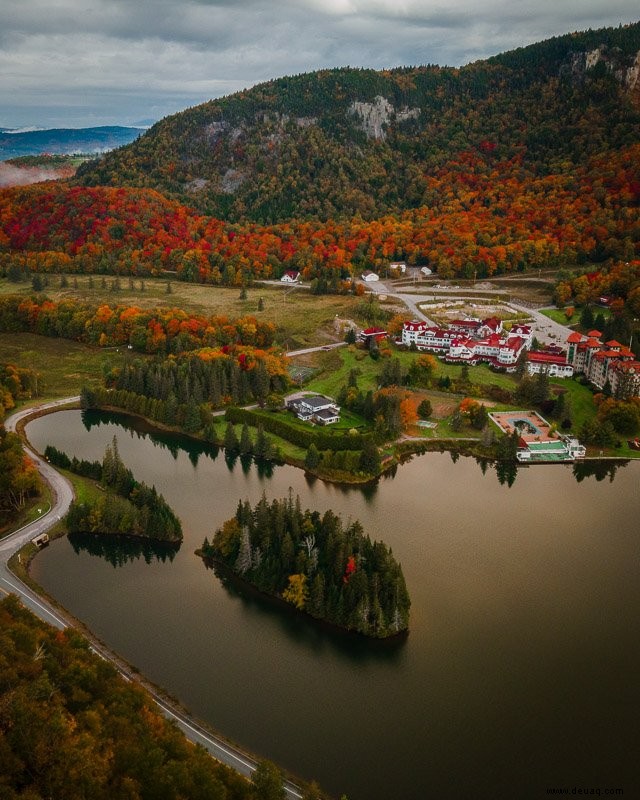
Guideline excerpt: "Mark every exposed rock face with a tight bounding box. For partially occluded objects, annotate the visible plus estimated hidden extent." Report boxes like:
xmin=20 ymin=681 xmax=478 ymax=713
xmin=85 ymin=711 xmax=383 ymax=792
xmin=566 ymin=46 xmax=640 ymax=103
xmin=204 ymin=121 xmax=228 ymax=144
xmin=221 ymin=168 xmax=245 ymax=194
xmin=625 ymin=51 xmax=640 ymax=97
xmin=348 ymin=96 xmax=420 ymax=140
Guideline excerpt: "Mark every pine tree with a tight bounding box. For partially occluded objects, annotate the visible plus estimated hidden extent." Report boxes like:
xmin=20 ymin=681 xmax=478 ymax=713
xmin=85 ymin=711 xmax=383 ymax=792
xmin=304 ymin=443 xmax=321 ymax=470
xmin=239 ymin=422 xmax=252 ymax=455
xmin=580 ymin=304 xmax=594 ymax=330
xmin=254 ymin=424 xmax=268 ymax=458
xmin=235 ymin=529 xmax=253 ymax=574
xmin=359 ymin=439 xmax=380 ymax=474
xmin=223 ymin=422 xmax=240 ymax=452
xmin=183 ymin=398 xmax=201 ymax=433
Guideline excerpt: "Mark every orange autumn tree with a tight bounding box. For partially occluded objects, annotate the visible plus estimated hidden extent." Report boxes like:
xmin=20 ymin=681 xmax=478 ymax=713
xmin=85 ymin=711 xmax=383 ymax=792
xmin=399 ymin=394 xmax=419 ymax=430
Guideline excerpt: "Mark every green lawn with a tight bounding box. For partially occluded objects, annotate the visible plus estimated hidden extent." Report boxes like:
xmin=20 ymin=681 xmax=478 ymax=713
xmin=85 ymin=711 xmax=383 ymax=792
xmin=540 ymin=308 xmax=577 ymax=325
xmin=541 ymin=307 xmax=611 ymax=327
xmin=305 ymin=345 xmax=519 ymax=398
xmin=552 ymin=378 xmax=597 ymax=431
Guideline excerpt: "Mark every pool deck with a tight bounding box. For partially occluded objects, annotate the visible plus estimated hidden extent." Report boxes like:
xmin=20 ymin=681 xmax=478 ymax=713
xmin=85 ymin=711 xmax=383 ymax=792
xmin=490 ymin=410 xmax=557 ymax=443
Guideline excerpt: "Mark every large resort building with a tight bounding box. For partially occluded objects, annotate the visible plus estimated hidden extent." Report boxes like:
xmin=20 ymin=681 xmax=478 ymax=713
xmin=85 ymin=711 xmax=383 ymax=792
xmin=401 ymin=317 xmax=531 ymax=370
xmin=566 ymin=330 xmax=640 ymax=397
xmin=401 ymin=317 xmax=639 ymax=397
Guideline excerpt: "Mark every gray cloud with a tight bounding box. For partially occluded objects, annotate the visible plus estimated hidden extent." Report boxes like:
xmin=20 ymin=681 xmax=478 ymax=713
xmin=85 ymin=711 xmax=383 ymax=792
xmin=0 ymin=0 xmax=637 ymax=128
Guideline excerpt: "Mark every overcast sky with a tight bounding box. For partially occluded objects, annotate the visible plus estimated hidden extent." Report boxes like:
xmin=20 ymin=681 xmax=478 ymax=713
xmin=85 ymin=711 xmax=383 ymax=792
xmin=1 ymin=0 xmax=638 ymax=129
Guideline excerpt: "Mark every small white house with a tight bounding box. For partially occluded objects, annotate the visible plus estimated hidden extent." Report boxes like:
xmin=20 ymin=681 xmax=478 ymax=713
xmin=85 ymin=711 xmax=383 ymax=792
xmin=389 ymin=262 xmax=407 ymax=274
xmin=281 ymin=270 xmax=300 ymax=283
xmin=361 ymin=271 xmax=379 ymax=282
xmin=420 ymin=266 xmax=432 ymax=276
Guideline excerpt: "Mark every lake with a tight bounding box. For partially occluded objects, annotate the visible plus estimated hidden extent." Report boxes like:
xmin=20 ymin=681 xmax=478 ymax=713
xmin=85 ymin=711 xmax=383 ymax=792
xmin=26 ymin=410 xmax=640 ymax=800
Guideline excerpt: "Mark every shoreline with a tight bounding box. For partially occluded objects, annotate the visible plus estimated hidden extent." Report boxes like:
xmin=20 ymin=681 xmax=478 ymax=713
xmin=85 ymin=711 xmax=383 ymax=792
xmin=196 ymin=551 xmax=410 ymax=643
xmin=3 ymin=399 xmax=308 ymax=800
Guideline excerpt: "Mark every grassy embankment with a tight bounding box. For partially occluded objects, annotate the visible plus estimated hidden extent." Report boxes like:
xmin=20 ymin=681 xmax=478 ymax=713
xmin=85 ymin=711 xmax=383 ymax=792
xmin=8 ymin=469 xmax=101 ymax=588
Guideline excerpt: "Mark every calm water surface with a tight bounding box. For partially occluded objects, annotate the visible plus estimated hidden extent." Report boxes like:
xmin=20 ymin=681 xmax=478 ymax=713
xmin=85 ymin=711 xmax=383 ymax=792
xmin=27 ymin=410 xmax=640 ymax=800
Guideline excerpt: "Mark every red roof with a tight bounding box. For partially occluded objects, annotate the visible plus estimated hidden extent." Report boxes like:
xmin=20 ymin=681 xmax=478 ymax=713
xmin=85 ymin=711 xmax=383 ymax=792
xmin=450 ymin=319 xmax=480 ymax=329
xmin=363 ymin=327 xmax=387 ymax=336
xmin=567 ymin=331 xmax=584 ymax=344
xmin=403 ymin=320 xmax=427 ymax=332
xmin=605 ymin=340 xmax=623 ymax=349
xmin=503 ymin=336 xmax=524 ymax=351
xmin=587 ymin=330 xmax=602 ymax=338
xmin=528 ymin=351 xmax=569 ymax=365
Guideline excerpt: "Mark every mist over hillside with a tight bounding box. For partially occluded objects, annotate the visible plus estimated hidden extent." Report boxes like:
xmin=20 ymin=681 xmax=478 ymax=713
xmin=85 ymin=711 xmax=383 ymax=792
xmin=0 ymin=126 xmax=144 ymax=161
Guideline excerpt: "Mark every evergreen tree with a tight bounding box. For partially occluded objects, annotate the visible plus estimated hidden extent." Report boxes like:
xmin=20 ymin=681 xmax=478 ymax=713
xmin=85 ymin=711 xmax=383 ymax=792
xmin=224 ymin=422 xmax=240 ymax=452
xmin=304 ymin=443 xmax=321 ymax=470
xmin=183 ymin=398 xmax=201 ymax=433
xmin=532 ymin=370 xmax=550 ymax=405
xmin=359 ymin=439 xmax=380 ymax=474
xmin=254 ymin=424 xmax=268 ymax=459
xmin=239 ymin=422 xmax=253 ymax=455
xmin=580 ymin=304 xmax=595 ymax=330
xmin=417 ymin=399 xmax=432 ymax=419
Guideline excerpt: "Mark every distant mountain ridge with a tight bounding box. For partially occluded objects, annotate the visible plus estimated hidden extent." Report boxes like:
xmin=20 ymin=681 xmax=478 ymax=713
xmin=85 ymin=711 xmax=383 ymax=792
xmin=76 ymin=22 xmax=640 ymax=223
xmin=0 ymin=126 xmax=144 ymax=161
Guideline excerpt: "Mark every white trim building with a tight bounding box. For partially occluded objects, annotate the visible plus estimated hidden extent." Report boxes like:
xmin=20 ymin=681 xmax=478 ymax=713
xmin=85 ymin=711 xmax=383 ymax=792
xmin=288 ymin=395 xmax=341 ymax=425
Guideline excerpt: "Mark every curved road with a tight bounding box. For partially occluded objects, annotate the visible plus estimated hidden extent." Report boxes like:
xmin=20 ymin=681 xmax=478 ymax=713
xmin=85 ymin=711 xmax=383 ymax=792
xmin=1 ymin=399 xmax=303 ymax=799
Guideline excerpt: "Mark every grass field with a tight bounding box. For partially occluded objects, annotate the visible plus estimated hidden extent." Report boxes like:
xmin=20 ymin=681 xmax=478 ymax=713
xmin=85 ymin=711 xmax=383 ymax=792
xmin=0 ymin=332 xmax=129 ymax=400
xmin=305 ymin=345 xmax=519 ymax=398
xmin=0 ymin=275 xmax=359 ymax=350
xmin=540 ymin=308 xmax=578 ymax=325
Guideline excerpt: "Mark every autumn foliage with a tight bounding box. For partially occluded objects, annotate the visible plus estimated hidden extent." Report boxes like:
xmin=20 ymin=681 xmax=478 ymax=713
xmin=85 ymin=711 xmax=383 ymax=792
xmin=1 ymin=142 xmax=638 ymax=285
xmin=0 ymin=295 xmax=276 ymax=354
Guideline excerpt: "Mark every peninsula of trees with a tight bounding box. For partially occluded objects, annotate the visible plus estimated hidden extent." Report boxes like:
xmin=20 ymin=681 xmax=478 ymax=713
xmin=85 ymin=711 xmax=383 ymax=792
xmin=199 ymin=493 xmax=410 ymax=638
xmin=48 ymin=437 xmax=183 ymax=543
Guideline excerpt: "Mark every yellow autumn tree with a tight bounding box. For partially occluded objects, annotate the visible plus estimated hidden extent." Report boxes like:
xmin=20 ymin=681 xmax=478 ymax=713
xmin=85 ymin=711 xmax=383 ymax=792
xmin=282 ymin=574 xmax=308 ymax=610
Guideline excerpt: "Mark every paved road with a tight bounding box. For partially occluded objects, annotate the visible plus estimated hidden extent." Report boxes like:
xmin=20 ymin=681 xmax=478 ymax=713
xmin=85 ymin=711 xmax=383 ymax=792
xmin=1 ymin=398 xmax=78 ymax=625
xmin=1 ymin=399 xmax=303 ymax=800
xmin=287 ymin=341 xmax=346 ymax=357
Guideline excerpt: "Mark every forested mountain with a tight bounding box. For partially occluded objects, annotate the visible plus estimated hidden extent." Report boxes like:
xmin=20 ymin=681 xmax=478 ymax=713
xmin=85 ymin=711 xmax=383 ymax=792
xmin=77 ymin=23 xmax=640 ymax=223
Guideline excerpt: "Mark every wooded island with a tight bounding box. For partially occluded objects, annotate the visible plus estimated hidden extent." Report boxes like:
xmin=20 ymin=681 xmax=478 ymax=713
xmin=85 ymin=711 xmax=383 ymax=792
xmin=199 ymin=493 xmax=410 ymax=638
